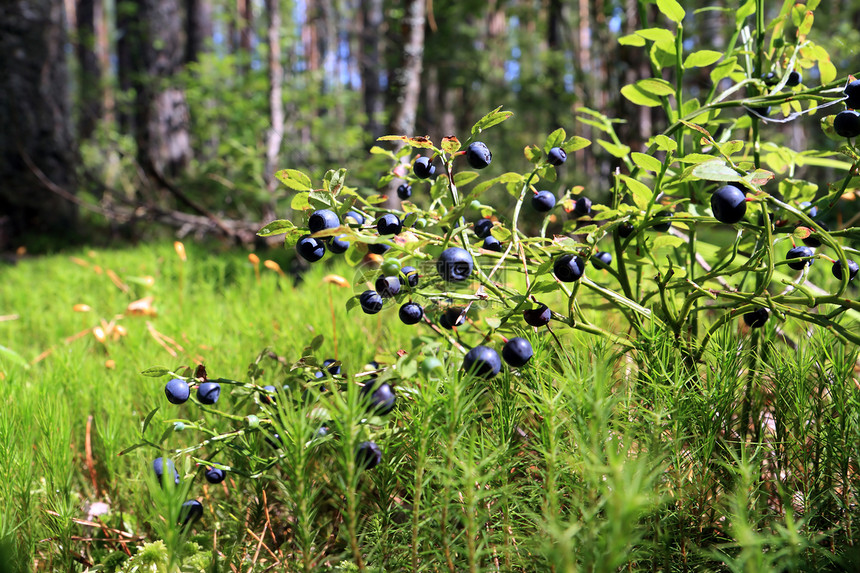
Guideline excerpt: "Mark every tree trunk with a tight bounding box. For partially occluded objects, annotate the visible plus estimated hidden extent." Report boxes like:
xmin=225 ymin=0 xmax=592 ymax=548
xmin=76 ymin=0 xmax=102 ymax=139
xmin=185 ymin=0 xmax=213 ymax=64
xmin=360 ymin=0 xmax=385 ymax=139
xmin=387 ymin=0 xmax=426 ymax=138
xmin=118 ymin=0 xmax=192 ymax=180
xmin=264 ymin=0 xmax=284 ymax=216
xmin=0 ymin=0 xmax=78 ymax=247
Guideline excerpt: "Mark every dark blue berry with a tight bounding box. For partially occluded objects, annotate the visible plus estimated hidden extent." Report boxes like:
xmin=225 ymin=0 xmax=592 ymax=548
xmin=360 ymin=381 xmax=396 ymax=416
xmin=462 ymin=346 xmax=501 ymax=379
xmin=711 ymin=185 xmax=747 ymax=224
xmin=329 ymin=234 xmax=350 ymax=254
xmin=554 ymin=254 xmax=585 ymax=282
xmin=547 ymin=147 xmax=567 ymax=166
xmin=397 ymin=184 xmax=412 ymax=200
xmin=786 ymin=246 xmax=815 ymax=270
xmin=502 ymin=337 xmax=533 ymax=367
xmin=296 ymin=235 xmax=326 ymax=262
xmin=743 ymin=308 xmax=769 ymax=329
xmin=399 ymin=302 xmax=423 ymax=325
xmin=437 ymin=247 xmax=473 ymax=282
xmin=573 ymin=197 xmax=592 ymax=217
xmin=834 ymin=110 xmax=860 ymax=138
xmin=400 ymin=266 xmax=419 ymax=288
xmin=465 ymin=142 xmax=492 ymax=169
xmin=197 ymin=382 xmax=221 ymax=405
xmin=413 ymin=157 xmax=436 ymax=179
xmin=523 ymin=303 xmax=551 ymax=327
xmin=375 ymin=276 xmax=401 ymax=298
xmin=474 ymin=219 xmax=493 ymax=238
xmin=356 ymin=441 xmax=383 ymax=470
xmin=832 ymin=259 xmax=859 ymax=281
xmin=483 ymin=236 xmax=502 ymax=252
xmin=205 ymin=467 xmax=226 ymax=484
xmin=844 ymin=80 xmax=860 ymax=109
xmin=308 ymin=209 xmax=340 ymax=234
xmin=532 ymin=191 xmax=556 ymax=212
xmin=153 ymin=457 xmax=180 ymax=486
xmin=592 ymin=251 xmax=612 ymax=268
xmin=165 ymin=378 xmax=190 ymax=405
xmin=359 ymin=290 xmax=384 ymax=314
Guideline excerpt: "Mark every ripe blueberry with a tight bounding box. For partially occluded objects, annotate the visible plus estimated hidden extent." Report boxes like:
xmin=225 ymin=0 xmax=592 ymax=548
xmin=592 ymin=251 xmax=612 ymax=268
xmin=743 ymin=308 xmax=769 ymax=329
xmin=399 ymin=302 xmax=423 ymax=325
xmin=652 ymin=210 xmax=673 ymax=232
xmin=359 ymin=290 xmax=384 ymax=314
xmin=413 ymin=156 xmax=436 ymax=179
xmin=261 ymin=385 xmax=277 ymax=405
xmin=205 ymin=467 xmax=226 ymax=484
xmin=375 ymin=276 xmax=401 ymax=298
xmin=368 ymin=242 xmax=391 ymax=255
xmin=553 ymin=254 xmax=585 ymax=282
xmin=397 ymin=184 xmax=412 ymax=200
xmin=618 ymin=222 xmax=635 ymax=238
xmin=322 ymin=358 xmax=341 ymax=376
xmin=786 ymin=71 xmax=802 ymax=87
xmin=296 ymin=235 xmax=326 ymax=262
xmin=344 ymin=210 xmax=365 ymax=226
xmin=329 ymin=234 xmax=350 ymax=254
xmin=801 ymin=221 xmax=828 ymax=248
xmin=308 ymin=209 xmax=340 ymax=234
xmin=762 ymin=72 xmax=779 ymax=86
xmin=474 ymin=219 xmax=493 ymax=239
xmin=437 ymin=247 xmax=474 ymax=282
xmin=400 ymin=266 xmax=419 ymax=288
xmin=532 ymin=191 xmax=556 ymax=212
xmin=465 ymin=142 xmax=492 ymax=170
xmin=523 ymin=303 xmax=551 ymax=327
xmin=440 ymin=307 xmax=466 ymax=330
xmin=547 ymin=147 xmax=567 ymax=166
xmin=573 ymin=197 xmax=592 ymax=217
xmin=845 ymin=79 xmax=860 ymax=109
xmin=356 ymin=441 xmax=383 ymax=470
xmin=197 ymin=382 xmax=221 ymax=405
xmin=153 ymin=457 xmax=180 ymax=486
xmin=360 ymin=381 xmax=396 ymax=416
xmin=786 ymin=246 xmax=815 ymax=270
xmin=832 ymin=259 xmax=859 ymax=281
xmin=483 ymin=236 xmax=502 ymax=252
xmin=179 ymin=500 xmax=203 ymax=526
xmin=376 ymin=213 xmax=403 ymax=235
xmin=711 ymin=185 xmax=747 ymax=224
xmin=834 ymin=110 xmax=860 ymax=138
xmin=462 ymin=346 xmax=502 ymax=379
xmin=502 ymin=337 xmax=533 ymax=367
xmin=165 ymin=378 xmax=190 ymax=405
xmin=799 ymin=201 xmax=818 ymax=218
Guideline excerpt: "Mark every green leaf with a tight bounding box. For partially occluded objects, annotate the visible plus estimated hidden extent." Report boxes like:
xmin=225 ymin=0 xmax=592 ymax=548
xmin=620 ymin=175 xmax=653 ymax=210
xmin=652 ymin=235 xmax=686 ymax=250
xmin=346 ymin=296 xmax=360 ymax=313
xmin=471 ymin=106 xmax=514 ymax=136
xmin=141 ymin=407 xmax=160 ymax=435
xmin=441 ymin=136 xmax=461 ymax=154
xmin=618 ymin=34 xmax=646 ymax=47
xmin=631 ymin=152 xmax=663 ymax=173
xmin=484 ymin=317 xmax=501 ymax=329
xmin=683 ymin=50 xmax=722 ymax=68
xmin=656 ymin=0 xmax=686 ymax=23
xmin=819 ymin=58 xmax=836 ymax=85
xmin=524 ymin=145 xmax=543 ymax=163
xmin=454 ymin=171 xmax=479 ymax=187
xmin=736 ymin=0 xmax=756 ymax=24
xmin=117 ymin=442 xmax=148 ymax=457
xmin=636 ymin=28 xmax=675 ymax=44
xmin=257 ymin=219 xmax=295 ymax=237
xmin=621 ymin=79 xmax=675 ymax=107
xmin=652 ymin=135 xmax=677 ymax=152
xmin=710 ymin=57 xmax=738 ymax=83
xmin=275 ymin=169 xmax=312 ymax=191
xmin=471 ymin=173 xmax=523 ymax=198
xmin=691 ymin=160 xmax=743 ymax=181
xmin=290 ymin=192 xmax=310 ymax=210
xmin=563 ymin=136 xmax=591 ymax=153
xmin=327 ymin=168 xmax=347 ymax=194
xmin=141 ymin=366 xmax=170 ymax=377
xmin=544 ymin=128 xmax=566 ymax=154
xmin=597 ymin=140 xmax=631 ymax=158
xmin=0 ymin=345 xmax=29 ymax=369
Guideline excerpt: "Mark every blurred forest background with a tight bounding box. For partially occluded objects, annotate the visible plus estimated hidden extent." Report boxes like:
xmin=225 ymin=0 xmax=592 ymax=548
xmin=2 ymin=0 xmax=860 ymax=251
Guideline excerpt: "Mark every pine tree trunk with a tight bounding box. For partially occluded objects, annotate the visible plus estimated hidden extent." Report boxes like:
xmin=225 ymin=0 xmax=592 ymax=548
xmin=118 ymin=0 xmax=192 ymax=180
xmin=185 ymin=0 xmax=213 ymax=64
xmin=360 ymin=0 xmax=385 ymax=139
xmin=76 ymin=0 xmax=102 ymax=139
xmin=264 ymin=0 xmax=284 ymax=212
xmin=0 ymin=0 xmax=78 ymax=247
xmin=387 ymin=0 xmax=426 ymax=137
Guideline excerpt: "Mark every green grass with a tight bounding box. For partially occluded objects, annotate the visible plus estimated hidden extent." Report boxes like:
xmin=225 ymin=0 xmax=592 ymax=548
xmin=1 ymin=242 xmax=859 ymax=572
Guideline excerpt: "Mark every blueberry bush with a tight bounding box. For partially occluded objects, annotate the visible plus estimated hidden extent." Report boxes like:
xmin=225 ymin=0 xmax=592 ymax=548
xmin=134 ymin=1 xmax=860 ymax=570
